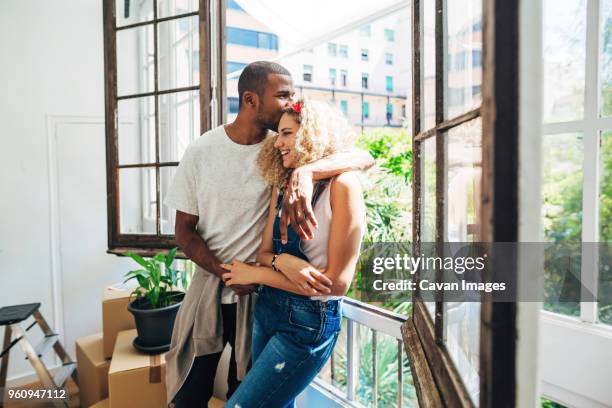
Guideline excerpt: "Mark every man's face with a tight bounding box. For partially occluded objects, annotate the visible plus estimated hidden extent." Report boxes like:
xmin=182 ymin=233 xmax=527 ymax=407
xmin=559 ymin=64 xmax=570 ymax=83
xmin=256 ymin=74 xmax=295 ymax=130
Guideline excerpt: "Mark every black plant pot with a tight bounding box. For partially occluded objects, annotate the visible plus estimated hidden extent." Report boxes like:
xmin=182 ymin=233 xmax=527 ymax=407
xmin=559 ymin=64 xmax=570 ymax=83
xmin=127 ymin=291 xmax=184 ymax=353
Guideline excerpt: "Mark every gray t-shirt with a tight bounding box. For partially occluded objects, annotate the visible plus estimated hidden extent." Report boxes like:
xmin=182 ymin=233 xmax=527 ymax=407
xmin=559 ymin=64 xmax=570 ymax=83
xmin=164 ymin=125 xmax=271 ymax=303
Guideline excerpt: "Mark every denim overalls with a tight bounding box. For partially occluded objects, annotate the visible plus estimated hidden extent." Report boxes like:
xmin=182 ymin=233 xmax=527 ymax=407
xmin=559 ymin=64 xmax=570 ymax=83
xmin=225 ymin=182 xmax=342 ymax=408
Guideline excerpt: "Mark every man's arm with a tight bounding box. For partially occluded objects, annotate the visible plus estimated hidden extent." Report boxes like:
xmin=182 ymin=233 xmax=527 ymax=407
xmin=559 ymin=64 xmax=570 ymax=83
xmin=281 ymin=148 xmax=373 ymax=242
xmin=175 ymin=210 xmax=256 ymax=296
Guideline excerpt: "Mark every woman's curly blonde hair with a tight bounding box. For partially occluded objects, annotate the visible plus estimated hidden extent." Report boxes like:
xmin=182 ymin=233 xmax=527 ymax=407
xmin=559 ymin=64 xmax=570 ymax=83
xmin=257 ymin=97 xmax=356 ymax=188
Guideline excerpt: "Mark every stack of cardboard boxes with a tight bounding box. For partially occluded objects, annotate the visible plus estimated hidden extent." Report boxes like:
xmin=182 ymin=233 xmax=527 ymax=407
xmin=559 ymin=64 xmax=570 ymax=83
xmin=75 ymin=285 xmax=167 ymax=408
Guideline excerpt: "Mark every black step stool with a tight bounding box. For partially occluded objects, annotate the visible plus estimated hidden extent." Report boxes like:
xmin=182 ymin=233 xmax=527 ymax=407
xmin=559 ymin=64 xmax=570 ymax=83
xmin=0 ymin=303 xmax=78 ymax=407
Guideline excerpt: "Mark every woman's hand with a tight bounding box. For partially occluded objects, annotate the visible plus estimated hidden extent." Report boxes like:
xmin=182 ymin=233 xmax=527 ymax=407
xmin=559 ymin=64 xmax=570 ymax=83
xmin=276 ymin=254 xmax=333 ymax=294
xmin=220 ymin=260 xmax=257 ymax=287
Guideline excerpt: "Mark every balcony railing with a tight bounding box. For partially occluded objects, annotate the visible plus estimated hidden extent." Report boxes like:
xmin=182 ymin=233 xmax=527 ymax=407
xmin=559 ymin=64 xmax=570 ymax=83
xmin=306 ymin=297 xmax=414 ymax=408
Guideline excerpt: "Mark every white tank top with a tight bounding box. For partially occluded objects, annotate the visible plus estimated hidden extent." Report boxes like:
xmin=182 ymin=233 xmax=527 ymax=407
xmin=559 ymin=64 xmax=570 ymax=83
xmin=301 ymin=179 xmax=344 ymax=301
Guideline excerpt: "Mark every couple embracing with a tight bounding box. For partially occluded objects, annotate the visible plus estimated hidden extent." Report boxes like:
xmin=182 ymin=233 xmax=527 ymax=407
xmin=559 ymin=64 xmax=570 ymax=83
xmin=164 ymin=61 xmax=371 ymax=408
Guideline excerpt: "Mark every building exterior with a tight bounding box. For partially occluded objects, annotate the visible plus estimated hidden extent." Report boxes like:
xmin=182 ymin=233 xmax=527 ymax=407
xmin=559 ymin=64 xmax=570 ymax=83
xmin=224 ymin=0 xmax=410 ymax=130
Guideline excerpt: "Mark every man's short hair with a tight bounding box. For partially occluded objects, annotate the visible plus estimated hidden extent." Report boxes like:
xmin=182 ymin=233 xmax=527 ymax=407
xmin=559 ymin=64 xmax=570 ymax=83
xmin=237 ymin=61 xmax=291 ymax=109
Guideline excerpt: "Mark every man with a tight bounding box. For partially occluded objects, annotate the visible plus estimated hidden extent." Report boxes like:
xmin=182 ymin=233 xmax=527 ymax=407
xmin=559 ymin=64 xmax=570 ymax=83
xmin=164 ymin=61 xmax=373 ymax=407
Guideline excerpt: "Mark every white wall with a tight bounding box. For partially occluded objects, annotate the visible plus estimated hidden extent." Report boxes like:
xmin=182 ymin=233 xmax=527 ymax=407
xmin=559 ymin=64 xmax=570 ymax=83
xmin=0 ymin=0 xmax=134 ymax=385
xmin=540 ymin=313 xmax=612 ymax=408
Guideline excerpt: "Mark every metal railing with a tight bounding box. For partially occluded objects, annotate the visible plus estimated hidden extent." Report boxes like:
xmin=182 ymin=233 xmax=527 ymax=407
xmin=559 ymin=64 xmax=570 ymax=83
xmin=313 ymin=298 xmax=409 ymax=408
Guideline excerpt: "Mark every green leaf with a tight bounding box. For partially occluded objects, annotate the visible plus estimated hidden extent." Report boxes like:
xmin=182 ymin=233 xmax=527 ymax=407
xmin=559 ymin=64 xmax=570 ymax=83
xmin=165 ymin=247 xmax=178 ymax=268
xmin=136 ymin=275 xmax=150 ymax=291
xmin=123 ymin=269 xmax=148 ymax=279
xmin=181 ymin=270 xmax=187 ymax=290
xmin=127 ymin=252 xmax=151 ymax=270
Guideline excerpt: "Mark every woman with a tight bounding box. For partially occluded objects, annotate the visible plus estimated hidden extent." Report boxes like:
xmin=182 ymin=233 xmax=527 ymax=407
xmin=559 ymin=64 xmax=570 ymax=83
xmin=221 ymin=98 xmax=365 ymax=408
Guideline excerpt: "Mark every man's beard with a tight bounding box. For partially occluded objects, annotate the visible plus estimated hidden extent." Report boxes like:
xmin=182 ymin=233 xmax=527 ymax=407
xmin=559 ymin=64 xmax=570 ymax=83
xmin=256 ymin=103 xmax=281 ymax=131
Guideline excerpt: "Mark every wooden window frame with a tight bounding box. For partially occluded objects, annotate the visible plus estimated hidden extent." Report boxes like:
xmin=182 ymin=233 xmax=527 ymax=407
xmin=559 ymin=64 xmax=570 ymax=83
xmin=402 ymin=0 xmax=520 ymax=406
xmin=103 ymin=0 xmax=225 ymax=255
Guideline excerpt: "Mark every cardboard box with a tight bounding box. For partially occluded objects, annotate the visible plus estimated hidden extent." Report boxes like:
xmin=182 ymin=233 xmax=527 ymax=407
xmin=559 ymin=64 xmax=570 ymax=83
xmin=108 ymin=329 xmax=166 ymax=408
xmin=90 ymin=398 xmax=110 ymax=408
xmin=102 ymin=285 xmax=136 ymax=358
xmin=76 ymin=332 xmax=111 ymax=408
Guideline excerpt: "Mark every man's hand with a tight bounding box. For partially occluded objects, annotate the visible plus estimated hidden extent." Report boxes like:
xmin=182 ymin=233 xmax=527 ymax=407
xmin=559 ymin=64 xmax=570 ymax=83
xmin=277 ymin=254 xmax=332 ymax=294
xmin=281 ymin=169 xmax=318 ymax=242
xmin=214 ymin=262 xmax=257 ymax=296
xmin=228 ymin=283 xmax=258 ymax=296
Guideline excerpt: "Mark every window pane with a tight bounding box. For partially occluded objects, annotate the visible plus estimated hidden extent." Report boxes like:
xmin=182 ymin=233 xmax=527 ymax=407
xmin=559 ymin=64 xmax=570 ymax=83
xmin=157 ymin=0 xmax=198 ymax=19
xmin=601 ymin=0 xmax=612 ymax=117
xmin=421 ymin=137 xmax=436 ymax=243
xmin=543 ymin=0 xmax=586 ymax=123
xmin=443 ymin=118 xmax=482 ymax=405
xmin=160 ymin=166 xmax=178 ymax=234
xmin=158 ymin=15 xmax=199 ymax=91
xmin=420 ymin=136 xmax=436 ymax=319
xmin=422 ymin=0 xmax=436 ymax=130
xmin=445 ymin=118 xmax=482 ymax=241
xmin=227 ymin=61 xmax=247 ymax=75
xmin=119 ymin=167 xmax=157 ymax=234
xmin=542 ymin=133 xmax=584 ymax=317
xmin=444 ymin=0 xmax=482 ymax=119
xmin=118 ymin=96 xmax=156 ymax=165
xmin=159 ymin=90 xmax=200 ymax=162
xmin=117 ymin=25 xmax=155 ymax=97
xmin=116 ymin=0 xmax=153 ymax=27
xmin=600 ymin=131 xmax=612 ymax=324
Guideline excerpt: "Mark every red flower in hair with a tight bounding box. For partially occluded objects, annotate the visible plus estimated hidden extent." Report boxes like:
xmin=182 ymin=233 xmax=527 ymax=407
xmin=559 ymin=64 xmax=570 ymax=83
xmin=291 ymin=102 xmax=302 ymax=114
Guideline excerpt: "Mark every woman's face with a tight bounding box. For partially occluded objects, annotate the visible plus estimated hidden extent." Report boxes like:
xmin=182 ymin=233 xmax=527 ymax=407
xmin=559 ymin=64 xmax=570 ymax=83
xmin=274 ymin=112 xmax=300 ymax=168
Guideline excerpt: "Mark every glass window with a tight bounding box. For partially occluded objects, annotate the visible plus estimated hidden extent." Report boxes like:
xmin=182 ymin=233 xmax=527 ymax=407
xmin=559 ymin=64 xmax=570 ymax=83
xmin=362 ymin=101 xmax=370 ymax=119
xmin=384 ymin=28 xmax=395 ymax=41
xmin=386 ymin=76 xmax=394 ymax=92
xmin=329 ymin=68 xmax=337 ymax=86
xmin=157 ymin=16 xmax=199 ymax=91
xmin=444 ymin=0 xmax=482 ymax=119
xmin=360 ymin=24 xmax=371 ymax=37
xmin=226 ymin=0 xmax=244 ymax=11
xmin=258 ymin=31 xmax=278 ymax=50
xmin=158 ymin=90 xmax=200 ymax=163
xmin=118 ymin=96 xmax=156 ymax=166
xmin=227 ymin=27 xmax=278 ymax=50
xmin=227 ymin=61 xmax=247 ymax=75
xmin=117 ymin=25 xmax=155 ymax=97
xmin=116 ymin=0 xmax=153 ymax=27
xmin=361 ymin=48 xmax=369 ymax=61
xmin=386 ymin=103 xmax=393 ymax=123
xmin=443 ymin=118 xmax=482 ymax=404
xmin=601 ymin=0 xmax=612 ymax=117
xmin=339 ymin=44 xmax=348 ymax=58
xmin=543 ymin=0 xmax=586 ymax=123
xmin=340 ymin=100 xmax=348 ymax=115
xmin=599 ymin=131 xmax=612 ymax=325
xmin=303 ymin=64 xmax=313 ymax=82
xmin=328 ymin=42 xmax=338 ymax=56
xmin=542 ymin=133 xmax=584 ymax=317
xmin=227 ymin=26 xmax=258 ymax=47
xmin=119 ymin=167 xmax=157 ymax=234
xmin=422 ymin=0 xmax=436 ymax=129
xmin=157 ymin=0 xmax=197 ymax=18
xmin=361 ymin=72 xmax=369 ymax=89
xmin=421 ymin=136 xmax=437 ymax=321
xmin=340 ymin=69 xmax=348 ymax=87
xmin=385 ymin=52 xmax=393 ymax=65
xmin=228 ymin=96 xmax=239 ymax=114
xmin=107 ymin=0 xmax=210 ymax=249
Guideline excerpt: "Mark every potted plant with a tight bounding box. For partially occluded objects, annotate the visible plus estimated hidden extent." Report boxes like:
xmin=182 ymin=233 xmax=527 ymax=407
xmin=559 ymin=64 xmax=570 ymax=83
xmin=124 ymin=247 xmax=187 ymax=353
